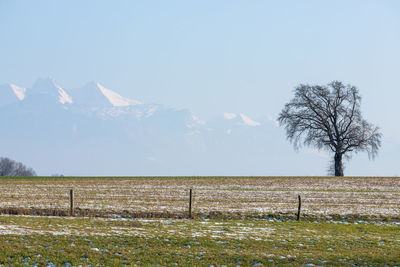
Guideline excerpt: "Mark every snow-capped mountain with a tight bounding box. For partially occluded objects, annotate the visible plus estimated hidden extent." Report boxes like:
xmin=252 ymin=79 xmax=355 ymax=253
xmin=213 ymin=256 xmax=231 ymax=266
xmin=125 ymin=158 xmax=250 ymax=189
xmin=70 ymin=82 xmax=141 ymax=108
xmin=2 ymin=76 xmax=374 ymax=176
xmin=0 ymin=77 xmax=212 ymax=143
xmin=0 ymin=77 xmax=296 ymax=176
xmin=0 ymin=83 xmax=26 ymax=106
xmin=28 ymin=77 xmax=73 ymax=105
xmin=223 ymin=112 xmax=261 ymax=127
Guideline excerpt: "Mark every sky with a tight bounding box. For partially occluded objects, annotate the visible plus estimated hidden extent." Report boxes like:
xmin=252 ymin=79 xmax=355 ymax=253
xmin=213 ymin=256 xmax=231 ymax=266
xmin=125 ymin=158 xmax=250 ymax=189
xmin=1 ymin=0 xmax=399 ymax=175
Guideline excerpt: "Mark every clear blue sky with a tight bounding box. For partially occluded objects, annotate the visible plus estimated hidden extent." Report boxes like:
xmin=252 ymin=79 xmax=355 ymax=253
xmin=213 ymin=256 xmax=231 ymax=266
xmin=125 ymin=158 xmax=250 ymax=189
xmin=1 ymin=0 xmax=400 ymax=174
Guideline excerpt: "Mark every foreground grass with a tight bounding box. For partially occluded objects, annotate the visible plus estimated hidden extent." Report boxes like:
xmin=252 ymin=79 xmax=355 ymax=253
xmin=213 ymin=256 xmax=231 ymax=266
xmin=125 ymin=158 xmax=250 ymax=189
xmin=0 ymin=215 xmax=399 ymax=266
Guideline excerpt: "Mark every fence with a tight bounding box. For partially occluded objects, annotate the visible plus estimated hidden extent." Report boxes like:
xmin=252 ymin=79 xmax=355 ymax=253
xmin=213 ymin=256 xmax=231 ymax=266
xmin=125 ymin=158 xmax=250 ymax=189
xmin=0 ymin=177 xmax=399 ymax=220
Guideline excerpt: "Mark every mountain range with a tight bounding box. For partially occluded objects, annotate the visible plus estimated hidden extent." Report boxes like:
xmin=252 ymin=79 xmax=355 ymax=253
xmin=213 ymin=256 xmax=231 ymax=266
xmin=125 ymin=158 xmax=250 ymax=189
xmin=0 ymin=77 xmax=395 ymax=176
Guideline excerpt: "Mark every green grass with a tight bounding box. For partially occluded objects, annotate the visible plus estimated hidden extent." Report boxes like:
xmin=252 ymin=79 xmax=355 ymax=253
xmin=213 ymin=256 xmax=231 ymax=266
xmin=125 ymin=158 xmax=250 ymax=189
xmin=0 ymin=215 xmax=399 ymax=266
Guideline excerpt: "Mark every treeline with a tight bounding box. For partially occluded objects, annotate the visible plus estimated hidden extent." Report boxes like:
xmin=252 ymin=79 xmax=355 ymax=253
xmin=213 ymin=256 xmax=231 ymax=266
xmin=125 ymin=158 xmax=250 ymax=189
xmin=0 ymin=157 xmax=36 ymax=176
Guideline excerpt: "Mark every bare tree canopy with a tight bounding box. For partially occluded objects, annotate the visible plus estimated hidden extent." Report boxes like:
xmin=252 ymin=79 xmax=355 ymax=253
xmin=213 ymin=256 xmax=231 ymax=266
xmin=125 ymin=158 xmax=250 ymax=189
xmin=0 ymin=157 xmax=36 ymax=176
xmin=278 ymin=81 xmax=382 ymax=176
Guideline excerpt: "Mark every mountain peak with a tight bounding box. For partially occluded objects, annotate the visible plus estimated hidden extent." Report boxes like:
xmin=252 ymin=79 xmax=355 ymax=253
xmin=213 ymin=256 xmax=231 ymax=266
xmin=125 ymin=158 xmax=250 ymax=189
xmin=70 ymin=82 xmax=141 ymax=108
xmin=31 ymin=77 xmax=73 ymax=104
xmin=239 ymin=113 xmax=261 ymax=126
xmin=223 ymin=112 xmax=261 ymax=126
xmin=8 ymin=84 xmax=26 ymax=100
xmin=0 ymin=83 xmax=26 ymax=106
xmin=94 ymin=82 xmax=142 ymax=107
xmin=223 ymin=113 xmax=237 ymax=120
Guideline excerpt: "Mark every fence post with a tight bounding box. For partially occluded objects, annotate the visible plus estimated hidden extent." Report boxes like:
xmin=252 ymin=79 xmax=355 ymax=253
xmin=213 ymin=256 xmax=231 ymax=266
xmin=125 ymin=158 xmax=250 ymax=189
xmin=70 ymin=189 xmax=74 ymax=216
xmin=188 ymin=189 xmax=192 ymax=219
xmin=297 ymin=194 xmax=301 ymax=221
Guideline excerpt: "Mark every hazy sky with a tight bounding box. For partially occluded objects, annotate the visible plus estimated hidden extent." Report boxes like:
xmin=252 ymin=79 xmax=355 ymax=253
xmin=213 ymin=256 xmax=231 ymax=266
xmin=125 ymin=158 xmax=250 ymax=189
xmin=1 ymin=1 xmax=399 ymax=175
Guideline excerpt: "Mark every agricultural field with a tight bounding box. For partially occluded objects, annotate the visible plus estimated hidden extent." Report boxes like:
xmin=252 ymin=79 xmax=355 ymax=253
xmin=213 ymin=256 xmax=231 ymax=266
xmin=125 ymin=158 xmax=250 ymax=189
xmin=0 ymin=176 xmax=400 ymax=219
xmin=0 ymin=176 xmax=400 ymax=266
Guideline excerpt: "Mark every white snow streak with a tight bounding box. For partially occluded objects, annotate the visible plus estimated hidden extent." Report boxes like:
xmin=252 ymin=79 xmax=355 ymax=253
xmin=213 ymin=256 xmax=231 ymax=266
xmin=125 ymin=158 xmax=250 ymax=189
xmin=240 ymin=113 xmax=261 ymax=126
xmin=192 ymin=115 xmax=206 ymax=125
xmin=145 ymin=106 xmax=157 ymax=118
xmin=58 ymin=88 xmax=73 ymax=104
xmin=97 ymin=83 xmax=141 ymax=107
xmin=224 ymin=113 xmax=237 ymax=120
xmin=10 ymin=84 xmax=26 ymax=100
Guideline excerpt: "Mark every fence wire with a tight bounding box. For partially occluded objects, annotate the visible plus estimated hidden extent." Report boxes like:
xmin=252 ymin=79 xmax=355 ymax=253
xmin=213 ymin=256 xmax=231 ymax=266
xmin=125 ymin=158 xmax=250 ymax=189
xmin=0 ymin=177 xmax=399 ymax=218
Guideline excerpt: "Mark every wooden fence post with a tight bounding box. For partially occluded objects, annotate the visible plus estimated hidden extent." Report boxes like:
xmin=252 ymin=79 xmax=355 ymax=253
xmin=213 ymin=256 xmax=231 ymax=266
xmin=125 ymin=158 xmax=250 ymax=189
xmin=70 ymin=189 xmax=74 ymax=216
xmin=188 ymin=189 xmax=192 ymax=219
xmin=297 ymin=194 xmax=301 ymax=221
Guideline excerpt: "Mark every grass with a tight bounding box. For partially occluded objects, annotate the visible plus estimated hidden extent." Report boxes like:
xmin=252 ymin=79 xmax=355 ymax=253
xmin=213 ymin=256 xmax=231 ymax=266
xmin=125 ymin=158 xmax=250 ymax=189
xmin=0 ymin=215 xmax=399 ymax=266
xmin=0 ymin=176 xmax=399 ymax=265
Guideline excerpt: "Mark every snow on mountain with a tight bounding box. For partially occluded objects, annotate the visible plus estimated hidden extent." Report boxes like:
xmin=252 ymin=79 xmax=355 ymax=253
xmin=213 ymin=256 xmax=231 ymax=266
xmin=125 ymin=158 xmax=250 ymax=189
xmin=223 ymin=112 xmax=237 ymax=120
xmin=58 ymin=89 xmax=73 ymax=104
xmin=192 ymin=115 xmax=206 ymax=125
xmin=96 ymin=83 xmax=142 ymax=107
xmin=239 ymin=113 xmax=261 ymax=126
xmin=0 ymin=83 xmax=25 ymax=106
xmin=70 ymin=82 xmax=111 ymax=107
xmin=71 ymin=82 xmax=141 ymax=108
xmin=9 ymin=84 xmax=26 ymax=100
xmin=223 ymin=112 xmax=261 ymax=126
xmin=0 ymin=77 xmax=341 ymax=176
xmin=185 ymin=114 xmax=206 ymax=129
xmin=145 ymin=106 xmax=158 ymax=118
xmin=29 ymin=77 xmax=73 ymax=104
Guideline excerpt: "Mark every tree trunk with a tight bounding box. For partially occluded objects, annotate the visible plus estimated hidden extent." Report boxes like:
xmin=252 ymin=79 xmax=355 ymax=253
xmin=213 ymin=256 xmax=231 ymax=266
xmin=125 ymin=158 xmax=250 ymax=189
xmin=334 ymin=153 xmax=344 ymax=176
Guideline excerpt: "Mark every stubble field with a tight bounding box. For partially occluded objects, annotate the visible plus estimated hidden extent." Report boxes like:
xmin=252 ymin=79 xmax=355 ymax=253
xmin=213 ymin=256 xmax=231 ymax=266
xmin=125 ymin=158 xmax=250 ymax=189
xmin=0 ymin=176 xmax=399 ymax=266
xmin=0 ymin=176 xmax=399 ymax=219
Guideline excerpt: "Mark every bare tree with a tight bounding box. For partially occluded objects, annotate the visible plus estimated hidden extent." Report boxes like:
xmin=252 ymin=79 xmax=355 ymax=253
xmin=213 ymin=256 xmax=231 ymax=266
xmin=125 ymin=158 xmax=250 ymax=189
xmin=278 ymin=81 xmax=382 ymax=176
xmin=326 ymin=158 xmax=346 ymax=176
xmin=0 ymin=157 xmax=14 ymax=176
xmin=0 ymin=157 xmax=36 ymax=176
